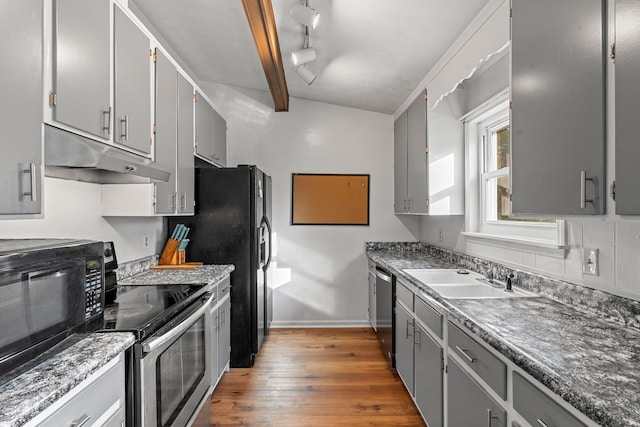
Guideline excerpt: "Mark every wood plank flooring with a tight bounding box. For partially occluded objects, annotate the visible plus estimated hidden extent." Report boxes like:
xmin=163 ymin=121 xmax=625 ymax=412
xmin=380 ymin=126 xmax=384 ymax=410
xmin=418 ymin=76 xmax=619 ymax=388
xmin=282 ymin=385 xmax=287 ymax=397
xmin=210 ymin=328 xmax=426 ymax=426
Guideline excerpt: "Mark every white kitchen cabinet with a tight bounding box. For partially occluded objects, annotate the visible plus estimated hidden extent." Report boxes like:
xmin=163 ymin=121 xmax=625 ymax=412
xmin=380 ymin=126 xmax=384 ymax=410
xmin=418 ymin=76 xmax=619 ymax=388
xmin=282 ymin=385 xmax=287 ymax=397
xmin=50 ymin=0 xmax=111 ymax=140
xmin=195 ymin=91 xmax=226 ymax=167
xmin=0 ymin=0 xmax=43 ymax=216
xmin=114 ymin=5 xmax=152 ymax=155
xmin=394 ymin=92 xmax=428 ymax=214
xmin=154 ymin=49 xmax=195 ymax=215
xmin=614 ymin=0 xmax=640 ymax=214
xmin=447 ymin=356 xmax=507 ymax=427
xmin=510 ymin=0 xmax=606 ymax=216
xmin=27 ymin=353 xmax=126 ymax=427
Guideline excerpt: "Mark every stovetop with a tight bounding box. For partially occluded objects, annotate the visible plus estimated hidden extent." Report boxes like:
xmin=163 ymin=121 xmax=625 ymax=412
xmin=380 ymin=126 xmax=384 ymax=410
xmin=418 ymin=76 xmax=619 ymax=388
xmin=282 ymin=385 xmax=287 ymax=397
xmin=102 ymin=283 xmax=208 ymax=340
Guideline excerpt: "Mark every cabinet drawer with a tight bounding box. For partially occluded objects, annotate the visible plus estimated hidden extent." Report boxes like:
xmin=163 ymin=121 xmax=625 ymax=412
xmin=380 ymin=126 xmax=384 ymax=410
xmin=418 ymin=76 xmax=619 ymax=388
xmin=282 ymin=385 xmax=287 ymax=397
xmin=396 ymin=282 xmax=414 ymax=311
xmin=448 ymin=321 xmax=507 ymax=400
xmin=39 ymin=355 xmax=125 ymax=427
xmin=415 ymin=295 xmax=442 ymax=338
xmin=513 ymin=372 xmax=586 ymax=427
xmin=218 ymin=276 xmax=231 ymax=299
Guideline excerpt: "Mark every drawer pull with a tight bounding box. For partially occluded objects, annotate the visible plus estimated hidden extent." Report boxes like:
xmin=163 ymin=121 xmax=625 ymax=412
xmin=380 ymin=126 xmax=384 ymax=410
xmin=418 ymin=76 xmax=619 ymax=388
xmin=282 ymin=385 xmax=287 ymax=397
xmin=70 ymin=414 xmax=91 ymax=427
xmin=455 ymin=345 xmax=476 ymax=363
xmin=536 ymin=419 xmax=550 ymax=427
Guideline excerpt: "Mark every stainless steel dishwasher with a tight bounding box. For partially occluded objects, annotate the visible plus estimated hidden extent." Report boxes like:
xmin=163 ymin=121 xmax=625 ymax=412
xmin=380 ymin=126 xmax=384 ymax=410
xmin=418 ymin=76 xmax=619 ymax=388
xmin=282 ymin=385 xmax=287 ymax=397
xmin=375 ymin=266 xmax=394 ymax=367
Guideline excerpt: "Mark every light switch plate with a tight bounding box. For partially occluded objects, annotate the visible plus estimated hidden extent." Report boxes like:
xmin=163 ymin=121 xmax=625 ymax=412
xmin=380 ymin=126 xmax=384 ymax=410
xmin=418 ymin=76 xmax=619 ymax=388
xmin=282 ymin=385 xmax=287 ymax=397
xmin=583 ymin=248 xmax=599 ymax=276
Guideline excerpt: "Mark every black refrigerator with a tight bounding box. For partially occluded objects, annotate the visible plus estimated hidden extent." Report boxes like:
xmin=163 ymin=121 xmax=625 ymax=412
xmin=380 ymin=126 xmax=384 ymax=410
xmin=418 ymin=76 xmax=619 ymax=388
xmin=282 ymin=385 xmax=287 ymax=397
xmin=169 ymin=165 xmax=272 ymax=367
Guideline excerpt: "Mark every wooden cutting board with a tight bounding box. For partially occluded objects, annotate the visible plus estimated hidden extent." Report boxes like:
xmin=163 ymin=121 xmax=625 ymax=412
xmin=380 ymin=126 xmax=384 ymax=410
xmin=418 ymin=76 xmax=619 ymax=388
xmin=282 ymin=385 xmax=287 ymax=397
xmin=150 ymin=262 xmax=204 ymax=270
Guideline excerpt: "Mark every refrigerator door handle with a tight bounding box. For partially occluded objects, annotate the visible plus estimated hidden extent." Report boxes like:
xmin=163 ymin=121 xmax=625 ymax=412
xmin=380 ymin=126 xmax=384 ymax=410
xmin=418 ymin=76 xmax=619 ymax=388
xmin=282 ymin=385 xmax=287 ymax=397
xmin=264 ymin=216 xmax=272 ymax=269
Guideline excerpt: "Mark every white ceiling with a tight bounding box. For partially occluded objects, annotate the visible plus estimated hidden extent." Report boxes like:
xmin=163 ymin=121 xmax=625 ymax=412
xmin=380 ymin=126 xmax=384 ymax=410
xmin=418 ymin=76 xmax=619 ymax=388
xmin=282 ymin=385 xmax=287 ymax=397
xmin=130 ymin=0 xmax=490 ymax=114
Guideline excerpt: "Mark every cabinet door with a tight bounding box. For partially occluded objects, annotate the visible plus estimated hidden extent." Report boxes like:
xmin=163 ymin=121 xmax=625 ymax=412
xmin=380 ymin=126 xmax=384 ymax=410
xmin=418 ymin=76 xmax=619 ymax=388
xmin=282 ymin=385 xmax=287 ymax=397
xmin=406 ymin=92 xmax=428 ymax=214
xmin=52 ymin=0 xmax=110 ymax=139
xmin=394 ymin=303 xmax=414 ymax=395
xmin=114 ymin=6 xmax=152 ymax=155
xmin=368 ymin=266 xmax=376 ymax=330
xmin=615 ymin=0 xmax=640 ymax=214
xmin=447 ymin=357 xmax=506 ymax=427
xmin=218 ymin=296 xmax=231 ymax=376
xmin=195 ymin=91 xmax=214 ymax=161
xmin=177 ymin=73 xmax=195 ymax=214
xmin=0 ymin=0 xmax=43 ymax=215
xmin=210 ymin=305 xmax=219 ymax=386
xmin=154 ymin=49 xmax=178 ymax=214
xmin=394 ymin=111 xmax=408 ymax=213
xmin=414 ymin=323 xmax=442 ymax=427
xmin=511 ymin=0 xmax=606 ymax=216
xmin=212 ymin=109 xmax=227 ymax=167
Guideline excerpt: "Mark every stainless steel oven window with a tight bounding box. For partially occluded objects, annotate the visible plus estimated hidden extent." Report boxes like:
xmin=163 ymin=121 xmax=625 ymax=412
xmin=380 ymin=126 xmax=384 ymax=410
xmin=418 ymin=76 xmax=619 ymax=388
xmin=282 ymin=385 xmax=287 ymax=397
xmin=0 ymin=260 xmax=84 ymax=360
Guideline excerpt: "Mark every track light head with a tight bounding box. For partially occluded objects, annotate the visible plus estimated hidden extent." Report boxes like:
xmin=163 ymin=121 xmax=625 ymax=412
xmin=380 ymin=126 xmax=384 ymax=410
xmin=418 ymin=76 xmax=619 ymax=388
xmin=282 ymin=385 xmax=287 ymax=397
xmin=291 ymin=47 xmax=316 ymax=66
xmin=296 ymin=66 xmax=316 ymax=85
xmin=290 ymin=4 xmax=320 ymax=29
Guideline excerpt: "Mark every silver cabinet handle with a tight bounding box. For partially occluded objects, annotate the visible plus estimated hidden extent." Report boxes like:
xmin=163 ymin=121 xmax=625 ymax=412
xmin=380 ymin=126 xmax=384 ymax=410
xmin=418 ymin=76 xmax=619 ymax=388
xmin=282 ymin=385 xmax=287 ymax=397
xmin=70 ymin=414 xmax=91 ymax=427
xmin=22 ymin=163 xmax=37 ymax=202
xmin=102 ymin=107 xmax=112 ymax=135
xmin=143 ymin=293 xmax=214 ymax=354
xmin=180 ymin=193 xmax=187 ymax=211
xmin=536 ymin=419 xmax=549 ymax=427
xmin=171 ymin=193 xmax=177 ymax=210
xmin=486 ymin=409 xmax=497 ymax=427
xmin=406 ymin=319 xmax=413 ymax=338
xmin=120 ymin=115 xmax=129 ymax=141
xmin=580 ymin=170 xmax=594 ymax=209
xmin=414 ymin=329 xmax=421 ymax=348
xmin=455 ymin=345 xmax=476 ymax=363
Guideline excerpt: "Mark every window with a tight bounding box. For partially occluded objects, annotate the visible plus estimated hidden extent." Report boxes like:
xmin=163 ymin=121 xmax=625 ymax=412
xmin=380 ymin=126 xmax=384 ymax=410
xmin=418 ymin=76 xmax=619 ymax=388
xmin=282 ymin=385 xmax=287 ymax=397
xmin=463 ymin=95 xmax=564 ymax=251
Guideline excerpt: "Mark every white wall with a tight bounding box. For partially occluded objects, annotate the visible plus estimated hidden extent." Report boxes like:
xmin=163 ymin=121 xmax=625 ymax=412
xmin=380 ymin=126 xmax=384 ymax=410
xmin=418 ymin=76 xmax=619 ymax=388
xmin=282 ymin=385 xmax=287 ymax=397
xmin=0 ymin=177 xmax=165 ymax=263
xmin=202 ymin=84 xmax=420 ymax=326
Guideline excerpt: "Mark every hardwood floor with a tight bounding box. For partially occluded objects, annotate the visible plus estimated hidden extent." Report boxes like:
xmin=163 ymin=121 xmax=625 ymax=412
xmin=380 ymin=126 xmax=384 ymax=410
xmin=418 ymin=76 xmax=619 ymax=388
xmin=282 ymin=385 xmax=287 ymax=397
xmin=210 ymin=328 xmax=426 ymax=426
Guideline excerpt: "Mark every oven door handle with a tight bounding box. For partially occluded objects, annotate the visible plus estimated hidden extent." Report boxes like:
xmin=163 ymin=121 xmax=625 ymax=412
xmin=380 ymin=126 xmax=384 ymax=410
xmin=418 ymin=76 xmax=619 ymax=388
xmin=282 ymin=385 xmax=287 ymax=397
xmin=142 ymin=293 xmax=214 ymax=355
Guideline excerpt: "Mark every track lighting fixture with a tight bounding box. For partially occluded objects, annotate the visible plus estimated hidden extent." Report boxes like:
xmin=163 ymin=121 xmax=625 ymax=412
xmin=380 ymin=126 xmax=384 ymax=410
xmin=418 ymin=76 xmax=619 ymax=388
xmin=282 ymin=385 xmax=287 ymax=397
xmin=296 ymin=65 xmax=316 ymax=85
xmin=291 ymin=47 xmax=316 ymax=66
xmin=290 ymin=3 xmax=320 ymax=29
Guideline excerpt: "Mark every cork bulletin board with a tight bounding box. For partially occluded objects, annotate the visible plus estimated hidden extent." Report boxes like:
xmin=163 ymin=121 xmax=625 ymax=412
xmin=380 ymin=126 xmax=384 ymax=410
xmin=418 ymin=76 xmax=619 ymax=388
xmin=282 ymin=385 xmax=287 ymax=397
xmin=291 ymin=174 xmax=370 ymax=225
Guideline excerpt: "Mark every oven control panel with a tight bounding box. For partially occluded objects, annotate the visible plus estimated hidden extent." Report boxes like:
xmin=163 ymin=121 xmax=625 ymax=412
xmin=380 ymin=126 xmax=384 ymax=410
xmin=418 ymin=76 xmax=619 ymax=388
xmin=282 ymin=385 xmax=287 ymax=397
xmin=85 ymin=257 xmax=104 ymax=319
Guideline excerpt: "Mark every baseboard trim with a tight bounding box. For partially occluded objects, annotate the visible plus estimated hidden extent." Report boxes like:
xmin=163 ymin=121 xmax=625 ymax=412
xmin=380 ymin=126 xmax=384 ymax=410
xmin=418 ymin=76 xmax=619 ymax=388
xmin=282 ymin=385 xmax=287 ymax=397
xmin=271 ymin=320 xmax=371 ymax=328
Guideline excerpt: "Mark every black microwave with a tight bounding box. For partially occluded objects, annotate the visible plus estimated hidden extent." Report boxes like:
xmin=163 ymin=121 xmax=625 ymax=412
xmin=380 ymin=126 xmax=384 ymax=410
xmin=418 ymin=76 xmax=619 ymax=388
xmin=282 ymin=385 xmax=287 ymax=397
xmin=0 ymin=239 xmax=105 ymax=378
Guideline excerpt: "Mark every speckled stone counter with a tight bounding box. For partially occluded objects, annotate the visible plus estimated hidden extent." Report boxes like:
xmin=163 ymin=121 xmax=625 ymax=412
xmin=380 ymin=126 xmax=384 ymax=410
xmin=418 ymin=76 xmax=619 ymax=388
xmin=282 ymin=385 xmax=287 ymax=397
xmin=0 ymin=332 xmax=135 ymax=427
xmin=118 ymin=264 xmax=235 ymax=286
xmin=367 ymin=245 xmax=640 ymax=427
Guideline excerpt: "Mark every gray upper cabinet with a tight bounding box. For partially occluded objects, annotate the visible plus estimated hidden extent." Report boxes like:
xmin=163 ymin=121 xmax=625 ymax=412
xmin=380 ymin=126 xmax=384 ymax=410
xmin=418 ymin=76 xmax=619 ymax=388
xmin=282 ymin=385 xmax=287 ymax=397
xmin=154 ymin=49 xmax=179 ymax=214
xmin=614 ymin=0 xmax=640 ymax=214
xmin=195 ymin=91 xmax=226 ymax=167
xmin=114 ymin=6 xmax=152 ymax=155
xmin=176 ymin=73 xmax=195 ymax=214
xmin=510 ymin=0 xmax=606 ymax=216
xmin=0 ymin=0 xmax=43 ymax=216
xmin=52 ymin=0 xmax=111 ymax=140
xmin=394 ymin=92 xmax=428 ymax=214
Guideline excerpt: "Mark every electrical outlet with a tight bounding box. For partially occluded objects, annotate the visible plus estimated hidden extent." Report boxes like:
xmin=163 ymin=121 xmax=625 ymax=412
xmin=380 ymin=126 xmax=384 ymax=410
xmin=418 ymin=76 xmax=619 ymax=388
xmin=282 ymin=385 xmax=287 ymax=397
xmin=438 ymin=228 xmax=444 ymax=242
xmin=583 ymin=248 xmax=599 ymax=276
xmin=143 ymin=235 xmax=149 ymax=248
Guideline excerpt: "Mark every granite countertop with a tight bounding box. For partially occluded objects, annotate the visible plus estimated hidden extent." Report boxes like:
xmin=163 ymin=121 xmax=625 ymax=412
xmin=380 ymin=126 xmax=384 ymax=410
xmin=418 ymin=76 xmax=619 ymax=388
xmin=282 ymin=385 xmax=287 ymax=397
xmin=118 ymin=264 xmax=235 ymax=286
xmin=0 ymin=332 xmax=135 ymax=427
xmin=368 ymin=249 xmax=640 ymax=427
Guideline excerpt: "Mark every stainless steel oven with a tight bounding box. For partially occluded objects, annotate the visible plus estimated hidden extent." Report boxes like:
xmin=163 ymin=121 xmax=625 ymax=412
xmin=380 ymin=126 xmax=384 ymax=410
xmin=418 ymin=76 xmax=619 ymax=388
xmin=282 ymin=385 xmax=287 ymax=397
xmin=137 ymin=292 xmax=213 ymax=427
xmin=0 ymin=239 xmax=104 ymax=379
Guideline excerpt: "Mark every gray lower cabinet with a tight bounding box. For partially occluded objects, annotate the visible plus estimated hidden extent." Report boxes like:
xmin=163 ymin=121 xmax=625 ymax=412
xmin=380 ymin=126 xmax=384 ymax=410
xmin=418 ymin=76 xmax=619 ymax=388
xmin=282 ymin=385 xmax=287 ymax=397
xmin=52 ymin=0 xmax=111 ymax=140
xmin=395 ymin=302 xmax=415 ymax=394
xmin=0 ymin=0 xmax=43 ymax=216
xmin=447 ymin=357 xmax=506 ymax=427
xmin=114 ymin=5 xmax=152 ymax=155
xmin=368 ymin=262 xmax=376 ymax=330
xmin=614 ymin=0 xmax=640 ymax=214
xmin=513 ymin=372 xmax=586 ymax=427
xmin=394 ymin=92 xmax=428 ymax=214
xmin=195 ymin=91 xmax=226 ymax=167
xmin=510 ymin=0 xmax=606 ymax=216
xmin=154 ymin=50 xmax=195 ymax=215
xmin=218 ymin=289 xmax=231 ymax=376
xmin=414 ymin=322 xmax=443 ymax=427
xmin=209 ymin=295 xmax=219 ymax=387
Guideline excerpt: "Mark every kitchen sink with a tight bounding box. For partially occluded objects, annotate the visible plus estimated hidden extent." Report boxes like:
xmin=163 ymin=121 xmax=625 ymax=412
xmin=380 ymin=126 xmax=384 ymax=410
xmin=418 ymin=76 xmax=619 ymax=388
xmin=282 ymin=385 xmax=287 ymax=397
xmin=403 ymin=268 xmax=539 ymax=299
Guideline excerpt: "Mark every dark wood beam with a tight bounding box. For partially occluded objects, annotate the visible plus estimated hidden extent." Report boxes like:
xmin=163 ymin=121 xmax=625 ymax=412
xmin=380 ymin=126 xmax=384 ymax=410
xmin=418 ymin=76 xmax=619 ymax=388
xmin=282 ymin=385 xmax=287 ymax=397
xmin=241 ymin=0 xmax=289 ymax=112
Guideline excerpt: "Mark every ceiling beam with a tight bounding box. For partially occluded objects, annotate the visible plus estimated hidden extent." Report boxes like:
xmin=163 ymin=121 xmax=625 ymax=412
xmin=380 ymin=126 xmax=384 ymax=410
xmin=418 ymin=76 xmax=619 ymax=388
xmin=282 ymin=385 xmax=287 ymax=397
xmin=241 ymin=0 xmax=289 ymax=112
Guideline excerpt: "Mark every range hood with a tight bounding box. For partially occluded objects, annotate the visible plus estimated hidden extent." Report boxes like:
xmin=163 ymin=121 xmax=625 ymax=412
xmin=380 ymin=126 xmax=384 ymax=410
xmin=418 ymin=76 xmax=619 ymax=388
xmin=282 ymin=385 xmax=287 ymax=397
xmin=44 ymin=124 xmax=171 ymax=184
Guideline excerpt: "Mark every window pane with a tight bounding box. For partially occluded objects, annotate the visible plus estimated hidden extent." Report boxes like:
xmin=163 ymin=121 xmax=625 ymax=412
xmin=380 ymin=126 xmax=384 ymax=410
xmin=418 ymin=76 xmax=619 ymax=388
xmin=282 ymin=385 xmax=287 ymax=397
xmin=485 ymin=176 xmax=510 ymax=221
xmin=496 ymin=125 xmax=510 ymax=170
